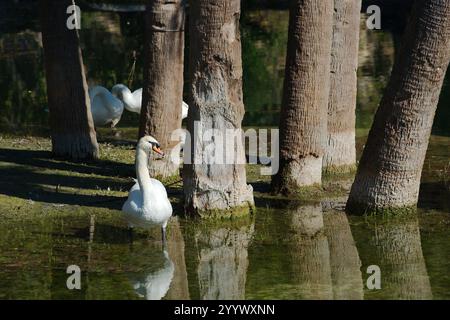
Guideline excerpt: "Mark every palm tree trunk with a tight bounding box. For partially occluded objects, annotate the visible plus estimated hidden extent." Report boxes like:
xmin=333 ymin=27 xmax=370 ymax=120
xmin=40 ymin=0 xmax=99 ymax=160
xmin=323 ymin=0 xmax=362 ymax=172
xmin=183 ymin=0 xmax=254 ymax=217
xmin=139 ymin=0 xmax=185 ymax=178
xmin=271 ymin=0 xmax=333 ymax=194
xmin=346 ymin=0 xmax=450 ymax=214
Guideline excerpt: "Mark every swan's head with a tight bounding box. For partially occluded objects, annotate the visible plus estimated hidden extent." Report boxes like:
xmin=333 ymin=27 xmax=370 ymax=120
xmin=138 ymin=135 xmax=164 ymax=157
xmin=111 ymin=84 xmax=130 ymax=99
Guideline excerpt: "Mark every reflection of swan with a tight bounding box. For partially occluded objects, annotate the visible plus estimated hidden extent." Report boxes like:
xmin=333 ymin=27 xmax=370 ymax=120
xmin=88 ymin=86 xmax=124 ymax=127
xmin=111 ymin=84 xmax=189 ymax=119
xmin=122 ymin=135 xmax=173 ymax=242
xmin=132 ymin=250 xmax=175 ymax=300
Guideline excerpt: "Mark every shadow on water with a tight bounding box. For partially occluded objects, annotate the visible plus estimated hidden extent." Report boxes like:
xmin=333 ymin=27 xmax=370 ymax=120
xmin=418 ymin=182 xmax=450 ymax=212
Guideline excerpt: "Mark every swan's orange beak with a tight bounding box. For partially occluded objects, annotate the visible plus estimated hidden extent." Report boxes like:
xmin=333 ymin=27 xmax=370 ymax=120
xmin=152 ymin=145 xmax=165 ymax=157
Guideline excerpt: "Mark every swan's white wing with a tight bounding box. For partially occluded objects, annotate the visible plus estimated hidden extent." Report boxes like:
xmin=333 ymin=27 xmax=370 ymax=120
xmin=133 ymin=88 xmax=142 ymax=104
xmin=122 ymin=180 xmax=172 ymax=228
xmin=150 ymin=178 xmax=169 ymax=197
xmin=129 ymin=88 xmax=142 ymax=113
xmin=122 ymin=182 xmax=142 ymax=216
xmin=90 ymin=87 xmax=111 ymax=126
xmin=89 ymin=86 xmax=124 ymax=126
xmin=106 ymin=95 xmax=124 ymax=121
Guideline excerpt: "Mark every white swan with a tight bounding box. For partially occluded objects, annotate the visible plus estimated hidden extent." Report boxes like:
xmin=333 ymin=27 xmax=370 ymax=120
xmin=122 ymin=135 xmax=173 ymax=242
xmin=111 ymin=84 xmax=142 ymax=114
xmin=131 ymin=250 xmax=174 ymax=300
xmin=88 ymin=86 xmax=124 ymax=127
xmin=112 ymin=84 xmax=189 ymax=120
xmin=181 ymin=101 xmax=188 ymax=120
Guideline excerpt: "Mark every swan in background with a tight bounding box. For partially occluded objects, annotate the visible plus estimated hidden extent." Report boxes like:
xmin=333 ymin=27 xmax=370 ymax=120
xmin=112 ymin=84 xmax=142 ymax=114
xmin=89 ymin=86 xmax=124 ymax=128
xmin=181 ymin=101 xmax=188 ymax=120
xmin=122 ymin=135 xmax=173 ymax=243
xmin=112 ymin=84 xmax=189 ymax=119
xmin=131 ymin=250 xmax=175 ymax=300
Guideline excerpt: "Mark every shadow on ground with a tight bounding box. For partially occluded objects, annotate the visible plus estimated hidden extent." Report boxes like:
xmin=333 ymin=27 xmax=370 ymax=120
xmin=419 ymin=181 xmax=450 ymax=212
xmin=0 ymin=148 xmax=134 ymax=210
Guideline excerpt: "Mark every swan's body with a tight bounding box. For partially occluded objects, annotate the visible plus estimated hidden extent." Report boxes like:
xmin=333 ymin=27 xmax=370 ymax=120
xmin=131 ymin=250 xmax=174 ymax=300
xmin=122 ymin=136 xmax=172 ymax=234
xmin=89 ymin=86 xmax=124 ymax=127
xmin=181 ymin=101 xmax=188 ymax=120
xmin=112 ymin=84 xmax=189 ymax=119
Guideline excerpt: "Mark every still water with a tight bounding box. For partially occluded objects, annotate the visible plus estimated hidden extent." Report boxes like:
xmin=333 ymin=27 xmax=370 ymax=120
xmin=0 ymin=3 xmax=449 ymax=299
xmin=0 ymin=202 xmax=449 ymax=299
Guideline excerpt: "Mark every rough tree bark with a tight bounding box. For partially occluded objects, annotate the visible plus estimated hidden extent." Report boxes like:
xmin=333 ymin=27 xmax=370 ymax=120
xmin=271 ymin=0 xmax=333 ymax=193
xmin=183 ymin=0 xmax=254 ymax=217
xmin=40 ymin=0 xmax=99 ymax=160
xmin=323 ymin=0 xmax=362 ymax=172
xmin=346 ymin=0 xmax=450 ymax=214
xmin=139 ymin=0 xmax=185 ymax=178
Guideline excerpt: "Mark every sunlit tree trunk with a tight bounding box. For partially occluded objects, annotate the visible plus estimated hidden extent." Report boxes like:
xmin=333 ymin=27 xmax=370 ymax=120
xmin=323 ymin=0 xmax=361 ymax=172
xmin=40 ymin=0 xmax=99 ymax=160
xmin=346 ymin=0 xmax=450 ymax=214
xmin=271 ymin=0 xmax=333 ymax=193
xmin=183 ymin=0 xmax=254 ymax=217
xmin=139 ymin=0 xmax=185 ymax=178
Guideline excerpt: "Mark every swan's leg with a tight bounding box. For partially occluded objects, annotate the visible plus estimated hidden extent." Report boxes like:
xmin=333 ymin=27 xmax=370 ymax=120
xmin=111 ymin=118 xmax=119 ymax=128
xmin=111 ymin=121 xmax=121 ymax=138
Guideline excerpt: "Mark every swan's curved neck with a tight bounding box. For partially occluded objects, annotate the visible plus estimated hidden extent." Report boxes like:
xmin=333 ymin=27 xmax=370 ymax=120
xmin=136 ymin=147 xmax=152 ymax=206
